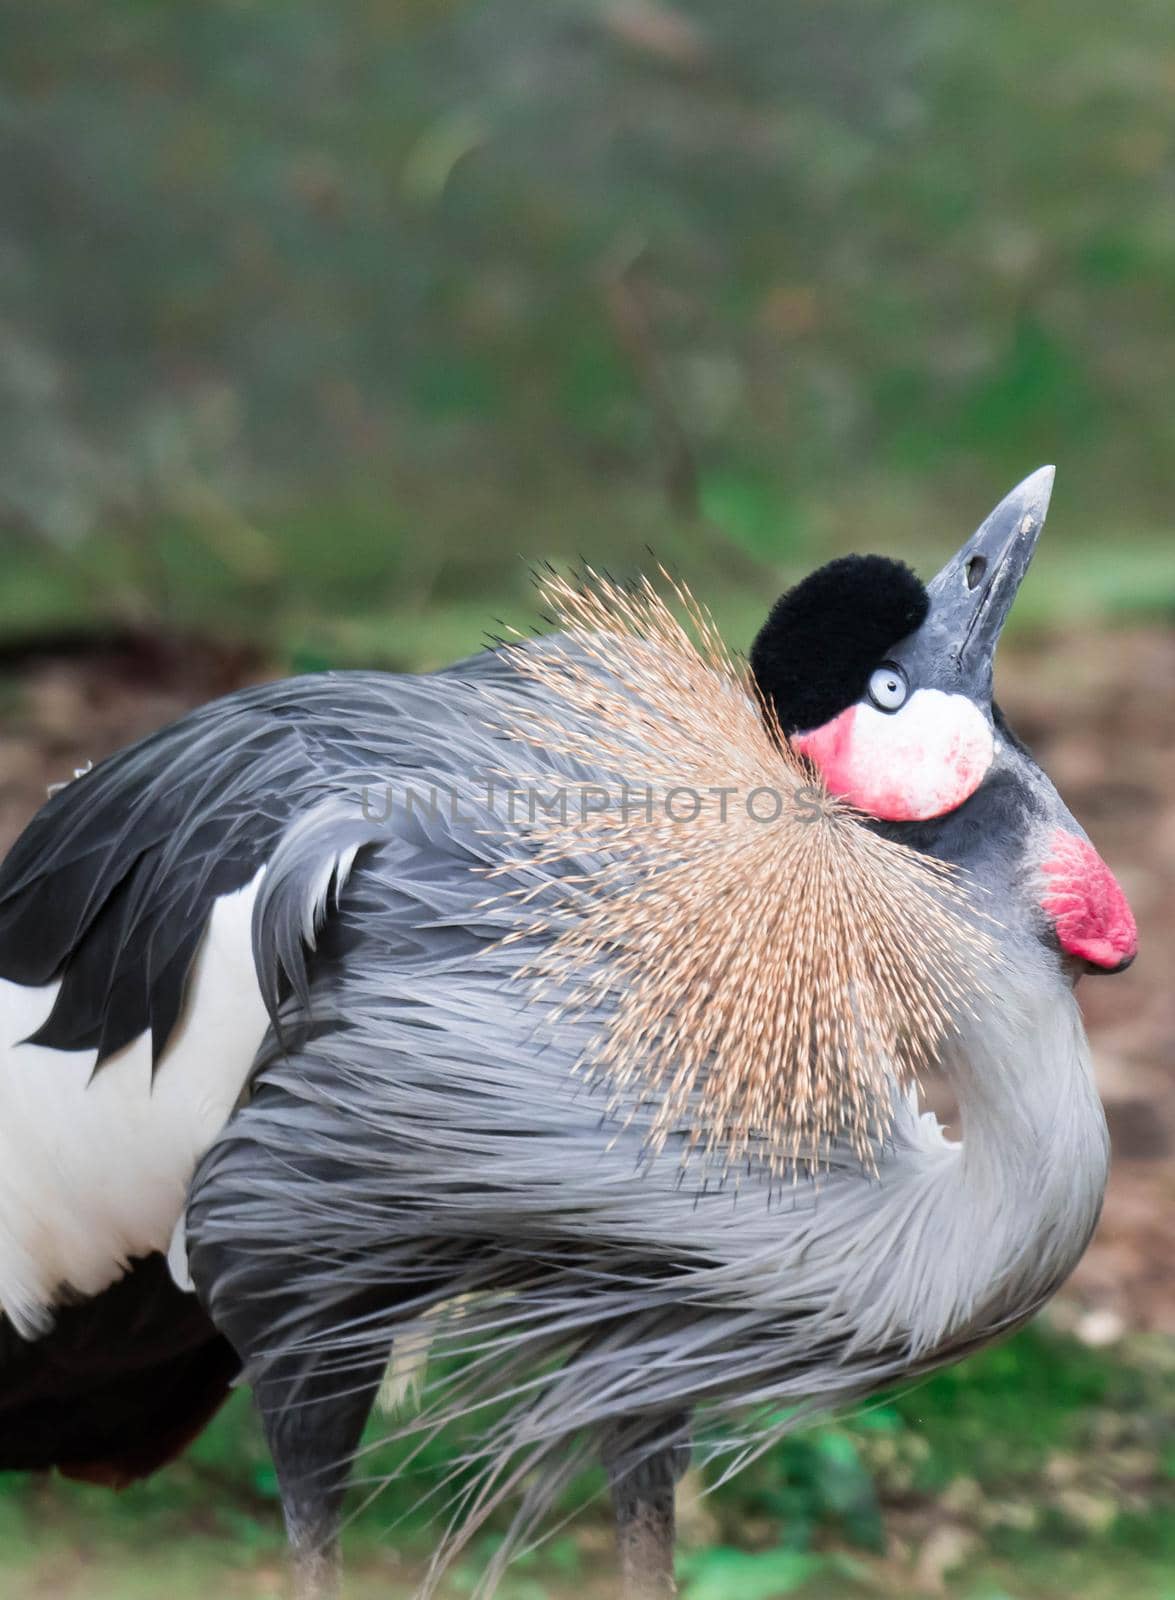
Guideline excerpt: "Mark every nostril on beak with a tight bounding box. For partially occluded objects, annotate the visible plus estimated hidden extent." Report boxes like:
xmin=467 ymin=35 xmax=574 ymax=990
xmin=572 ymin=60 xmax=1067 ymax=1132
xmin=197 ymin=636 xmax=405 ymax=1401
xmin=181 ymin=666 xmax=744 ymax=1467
xmin=965 ymin=555 xmax=987 ymax=591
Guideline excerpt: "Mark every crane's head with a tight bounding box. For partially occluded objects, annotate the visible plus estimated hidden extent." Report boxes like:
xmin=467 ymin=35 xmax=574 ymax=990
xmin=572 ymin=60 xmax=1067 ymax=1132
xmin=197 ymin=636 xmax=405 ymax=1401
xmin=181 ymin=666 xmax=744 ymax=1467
xmin=750 ymin=467 xmax=1137 ymax=979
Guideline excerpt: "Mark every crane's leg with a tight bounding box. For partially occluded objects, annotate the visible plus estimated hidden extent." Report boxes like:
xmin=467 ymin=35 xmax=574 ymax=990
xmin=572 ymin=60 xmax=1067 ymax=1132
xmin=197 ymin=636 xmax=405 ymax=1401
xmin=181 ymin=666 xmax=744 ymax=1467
xmin=251 ymin=1346 xmax=387 ymax=1600
xmin=603 ymin=1415 xmax=690 ymax=1599
xmin=185 ymin=1103 xmax=401 ymax=1600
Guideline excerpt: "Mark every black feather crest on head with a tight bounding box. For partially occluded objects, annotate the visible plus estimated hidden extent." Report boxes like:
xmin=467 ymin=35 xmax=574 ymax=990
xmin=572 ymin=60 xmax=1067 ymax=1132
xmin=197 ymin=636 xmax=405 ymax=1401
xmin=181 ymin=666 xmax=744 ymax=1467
xmin=750 ymin=555 xmax=928 ymax=735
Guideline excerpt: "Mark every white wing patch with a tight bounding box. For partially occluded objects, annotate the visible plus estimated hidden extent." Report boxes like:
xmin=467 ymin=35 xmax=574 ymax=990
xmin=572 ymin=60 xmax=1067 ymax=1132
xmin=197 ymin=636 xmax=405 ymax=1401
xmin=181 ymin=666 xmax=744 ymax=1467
xmin=0 ymin=872 xmax=269 ymax=1337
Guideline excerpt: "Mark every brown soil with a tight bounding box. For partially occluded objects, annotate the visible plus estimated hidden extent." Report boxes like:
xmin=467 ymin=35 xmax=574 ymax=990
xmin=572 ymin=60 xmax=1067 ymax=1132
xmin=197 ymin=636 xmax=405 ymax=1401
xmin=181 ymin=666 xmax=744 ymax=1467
xmin=997 ymin=626 xmax=1175 ymax=1333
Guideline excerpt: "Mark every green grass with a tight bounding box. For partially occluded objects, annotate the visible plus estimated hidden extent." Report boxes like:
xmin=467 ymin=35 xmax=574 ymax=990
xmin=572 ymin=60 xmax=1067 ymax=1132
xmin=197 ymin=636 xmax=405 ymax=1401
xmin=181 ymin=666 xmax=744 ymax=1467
xmin=2 ymin=1322 xmax=1171 ymax=1597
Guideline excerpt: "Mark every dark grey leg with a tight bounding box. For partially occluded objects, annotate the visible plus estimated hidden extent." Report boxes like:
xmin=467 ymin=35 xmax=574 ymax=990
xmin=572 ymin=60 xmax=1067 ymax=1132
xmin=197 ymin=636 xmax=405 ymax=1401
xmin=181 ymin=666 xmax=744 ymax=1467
xmin=184 ymin=1145 xmax=390 ymax=1597
xmin=252 ymin=1349 xmax=386 ymax=1600
xmin=185 ymin=1065 xmax=447 ymax=1598
xmin=604 ymin=1416 xmax=691 ymax=1599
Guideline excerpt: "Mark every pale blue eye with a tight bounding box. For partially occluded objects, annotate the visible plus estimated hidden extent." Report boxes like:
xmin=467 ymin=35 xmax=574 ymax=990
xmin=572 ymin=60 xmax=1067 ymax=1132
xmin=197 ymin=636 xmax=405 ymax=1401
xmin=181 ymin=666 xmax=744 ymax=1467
xmin=868 ymin=664 xmax=908 ymax=712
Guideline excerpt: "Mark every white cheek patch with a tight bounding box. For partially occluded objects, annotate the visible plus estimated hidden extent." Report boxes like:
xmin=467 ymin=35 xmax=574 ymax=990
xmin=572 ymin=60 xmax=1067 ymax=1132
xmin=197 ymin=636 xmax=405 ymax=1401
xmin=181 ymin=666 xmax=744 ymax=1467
xmin=792 ymin=688 xmax=995 ymax=821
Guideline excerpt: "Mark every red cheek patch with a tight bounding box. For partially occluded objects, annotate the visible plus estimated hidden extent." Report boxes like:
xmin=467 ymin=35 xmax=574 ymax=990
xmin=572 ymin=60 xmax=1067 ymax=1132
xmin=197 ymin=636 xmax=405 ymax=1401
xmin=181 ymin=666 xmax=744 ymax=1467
xmin=1040 ymin=829 xmax=1137 ymax=971
xmin=792 ymin=690 xmax=994 ymax=822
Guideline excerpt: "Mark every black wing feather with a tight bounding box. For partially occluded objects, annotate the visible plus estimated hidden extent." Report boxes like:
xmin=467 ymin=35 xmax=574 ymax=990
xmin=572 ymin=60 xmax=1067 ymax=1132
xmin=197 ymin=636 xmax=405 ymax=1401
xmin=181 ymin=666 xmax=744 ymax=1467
xmin=0 ymin=674 xmax=397 ymax=1069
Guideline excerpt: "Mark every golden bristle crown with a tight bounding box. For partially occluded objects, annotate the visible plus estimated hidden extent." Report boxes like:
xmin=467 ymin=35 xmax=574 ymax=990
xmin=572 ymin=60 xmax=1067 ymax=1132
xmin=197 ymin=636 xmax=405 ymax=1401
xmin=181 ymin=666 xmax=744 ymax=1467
xmin=486 ymin=567 xmax=1000 ymax=1179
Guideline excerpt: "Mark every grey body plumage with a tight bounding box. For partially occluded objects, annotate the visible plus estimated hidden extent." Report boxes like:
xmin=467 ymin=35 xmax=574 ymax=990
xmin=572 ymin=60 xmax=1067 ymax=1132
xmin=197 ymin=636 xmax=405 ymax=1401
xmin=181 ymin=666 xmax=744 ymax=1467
xmin=0 ymin=467 xmax=1134 ymax=1598
xmin=184 ymin=644 xmax=1107 ymax=1595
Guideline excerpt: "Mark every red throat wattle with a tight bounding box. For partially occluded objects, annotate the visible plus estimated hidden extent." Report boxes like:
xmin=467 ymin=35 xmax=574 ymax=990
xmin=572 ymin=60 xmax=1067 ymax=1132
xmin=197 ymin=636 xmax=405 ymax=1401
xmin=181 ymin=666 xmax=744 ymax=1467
xmin=1040 ymin=829 xmax=1137 ymax=971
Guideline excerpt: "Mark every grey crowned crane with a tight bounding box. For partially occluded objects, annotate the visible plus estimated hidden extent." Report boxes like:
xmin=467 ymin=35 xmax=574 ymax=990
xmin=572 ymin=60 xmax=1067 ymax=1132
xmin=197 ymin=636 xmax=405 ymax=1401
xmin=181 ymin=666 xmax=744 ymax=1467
xmin=0 ymin=467 xmax=1137 ymax=1599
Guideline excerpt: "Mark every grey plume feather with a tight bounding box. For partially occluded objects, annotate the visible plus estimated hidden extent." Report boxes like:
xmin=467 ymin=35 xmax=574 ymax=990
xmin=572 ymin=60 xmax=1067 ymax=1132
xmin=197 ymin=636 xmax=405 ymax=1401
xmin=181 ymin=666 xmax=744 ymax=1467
xmin=252 ymin=804 xmax=385 ymax=1026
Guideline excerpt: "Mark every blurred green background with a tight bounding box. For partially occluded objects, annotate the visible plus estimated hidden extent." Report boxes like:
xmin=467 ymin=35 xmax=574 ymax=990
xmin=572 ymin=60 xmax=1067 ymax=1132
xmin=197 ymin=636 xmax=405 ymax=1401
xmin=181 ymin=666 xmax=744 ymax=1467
xmin=4 ymin=0 xmax=1175 ymax=662
xmin=1 ymin=2 xmax=1173 ymax=1597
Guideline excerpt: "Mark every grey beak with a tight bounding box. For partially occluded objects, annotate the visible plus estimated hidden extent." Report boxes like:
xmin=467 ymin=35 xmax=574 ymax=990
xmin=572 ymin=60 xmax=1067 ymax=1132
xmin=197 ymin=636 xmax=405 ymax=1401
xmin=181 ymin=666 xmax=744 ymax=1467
xmin=900 ymin=466 xmax=1054 ymax=698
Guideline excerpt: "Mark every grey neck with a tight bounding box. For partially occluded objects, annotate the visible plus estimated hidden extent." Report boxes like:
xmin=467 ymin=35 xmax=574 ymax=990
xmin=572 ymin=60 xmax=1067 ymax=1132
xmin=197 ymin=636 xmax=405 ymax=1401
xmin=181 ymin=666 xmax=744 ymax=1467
xmin=893 ymin=960 xmax=1108 ymax=1359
